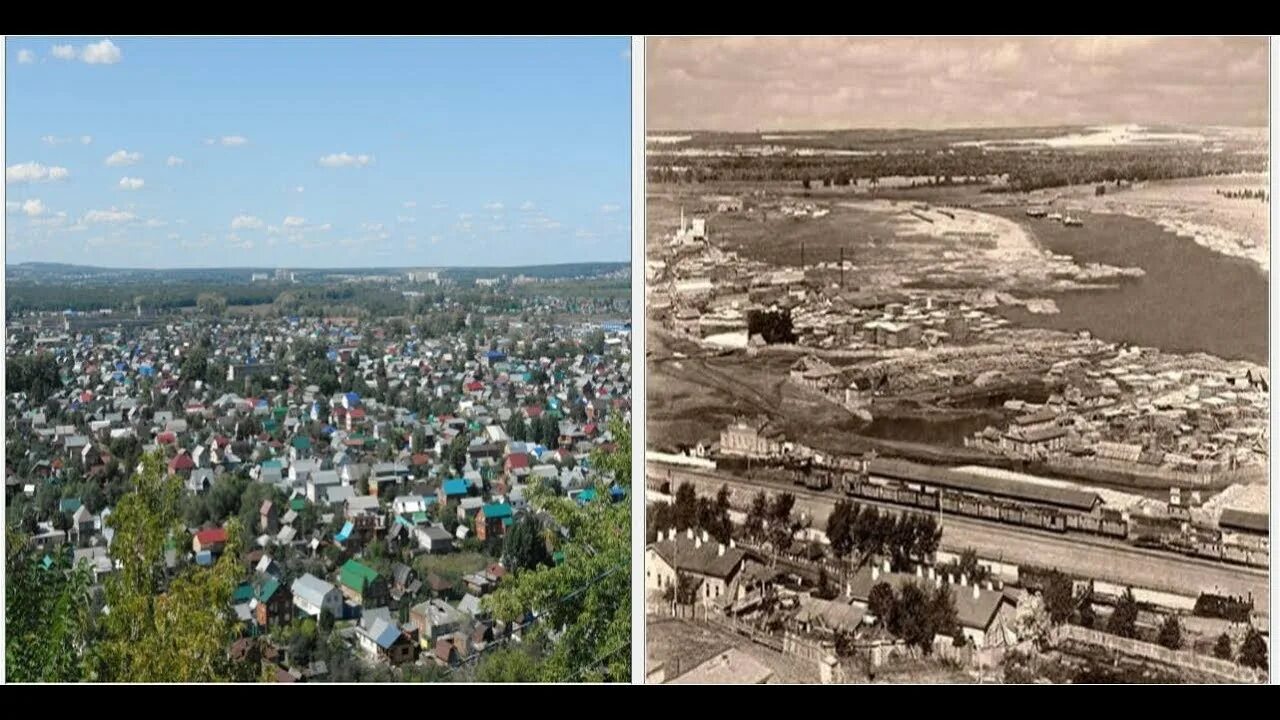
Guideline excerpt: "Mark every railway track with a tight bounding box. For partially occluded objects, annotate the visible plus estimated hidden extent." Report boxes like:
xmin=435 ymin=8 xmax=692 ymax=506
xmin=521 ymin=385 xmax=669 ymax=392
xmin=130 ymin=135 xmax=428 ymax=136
xmin=648 ymin=461 xmax=1269 ymax=612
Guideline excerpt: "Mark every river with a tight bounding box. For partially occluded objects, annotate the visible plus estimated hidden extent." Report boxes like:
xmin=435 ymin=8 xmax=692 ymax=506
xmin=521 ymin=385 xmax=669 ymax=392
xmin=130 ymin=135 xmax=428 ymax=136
xmin=989 ymin=209 xmax=1268 ymax=365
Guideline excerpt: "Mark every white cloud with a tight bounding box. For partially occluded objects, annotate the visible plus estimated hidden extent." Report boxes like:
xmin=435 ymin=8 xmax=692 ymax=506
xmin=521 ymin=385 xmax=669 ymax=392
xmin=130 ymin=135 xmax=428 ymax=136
xmin=484 ymin=202 xmax=505 ymax=211
xmin=166 ymin=155 xmax=185 ymax=167
xmin=43 ymin=134 xmax=93 ymax=146
xmin=283 ymin=216 xmax=306 ymax=228
xmin=52 ymin=39 xmax=122 ymax=64
xmin=118 ymin=177 xmax=145 ymax=190
xmin=7 ymin=162 xmax=70 ymax=184
xmin=105 ymin=149 xmax=141 ymax=166
xmin=81 ymin=39 xmax=123 ymax=65
xmin=520 ymin=200 xmax=537 ymax=211
xmin=318 ymin=152 xmax=373 ymax=168
xmin=220 ymin=135 xmax=248 ymax=147
xmin=18 ymin=49 xmax=35 ymax=64
xmin=81 ymin=135 xmax=93 ymax=145
xmin=231 ymin=214 xmax=264 ymax=230
xmin=600 ymin=203 xmax=622 ymax=214
xmin=227 ymin=234 xmax=254 ymax=250
xmin=361 ymin=222 xmax=385 ymax=232
xmin=402 ymin=200 xmax=417 ymax=208
xmin=23 ymin=199 xmax=46 ymax=216
xmin=295 ymin=186 xmax=305 ymax=194
xmin=144 ymin=218 xmax=167 ymax=228
xmin=84 ymin=208 xmax=135 ymax=224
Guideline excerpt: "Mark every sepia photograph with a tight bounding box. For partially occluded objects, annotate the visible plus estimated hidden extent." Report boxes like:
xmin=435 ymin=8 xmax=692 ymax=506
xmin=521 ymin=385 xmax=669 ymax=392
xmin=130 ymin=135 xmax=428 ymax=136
xmin=4 ymin=36 xmax=633 ymax=683
xmin=643 ymin=36 xmax=1270 ymax=684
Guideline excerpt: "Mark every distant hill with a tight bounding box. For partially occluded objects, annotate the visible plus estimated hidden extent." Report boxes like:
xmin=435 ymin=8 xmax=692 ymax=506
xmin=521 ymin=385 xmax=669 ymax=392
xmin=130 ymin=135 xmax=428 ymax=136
xmin=5 ymin=261 xmax=630 ymax=284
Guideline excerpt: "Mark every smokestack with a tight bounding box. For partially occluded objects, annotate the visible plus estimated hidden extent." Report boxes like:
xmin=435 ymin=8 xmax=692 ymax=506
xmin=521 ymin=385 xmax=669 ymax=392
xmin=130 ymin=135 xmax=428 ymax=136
xmin=695 ymin=535 xmax=702 ymax=549
xmin=702 ymin=530 xmax=710 ymax=544
xmin=871 ymin=566 xmax=880 ymax=581
xmin=718 ymin=543 xmax=725 ymax=557
xmin=960 ymin=573 xmax=968 ymax=587
xmin=729 ymin=538 xmax=736 ymax=549
xmin=972 ymin=584 xmax=981 ymax=600
xmin=882 ymin=558 xmax=891 ymax=574
xmin=915 ymin=565 xmax=923 ymax=578
xmin=657 ymin=530 xmax=664 ymax=543
xmin=686 ymin=528 xmax=694 ymax=541
xmin=984 ymin=580 xmax=994 ymax=591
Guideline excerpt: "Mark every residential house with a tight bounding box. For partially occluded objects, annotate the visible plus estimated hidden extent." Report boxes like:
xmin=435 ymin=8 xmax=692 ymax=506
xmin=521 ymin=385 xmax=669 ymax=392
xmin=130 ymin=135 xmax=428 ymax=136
xmin=475 ymin=502 xmax=514 ymax=541
xmin=291 ymin=573 xmax=343 ymax=619
xmin=646 ymin=529 xmax=747 ymax=606
xmin=339 ymin=559 xmax=389 ymax=608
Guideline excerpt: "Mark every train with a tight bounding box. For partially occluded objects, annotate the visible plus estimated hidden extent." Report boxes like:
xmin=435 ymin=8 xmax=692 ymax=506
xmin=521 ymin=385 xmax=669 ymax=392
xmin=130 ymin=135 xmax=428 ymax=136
xmin=786 ymin=455 xmax=1129 ymax=540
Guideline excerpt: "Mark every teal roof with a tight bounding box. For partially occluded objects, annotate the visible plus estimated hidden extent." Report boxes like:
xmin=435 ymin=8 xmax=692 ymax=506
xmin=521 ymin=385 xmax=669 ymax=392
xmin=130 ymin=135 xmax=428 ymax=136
xmin=482 ymin=503 xmax=513 ymax=520
xmin=256 ymin=578 xmax=281 ymax=602
xmin=59 ymin=498 xmax=82 ymax=513
xmin=292 ymin=436 xmax=312 ymax=450
xmin=262 ymin=460 xmax=284 ymax=469
xmin=232 ymin=582 xmax=254 ymax=604
xmin=442 ymin=479 xmax=468 ymax=496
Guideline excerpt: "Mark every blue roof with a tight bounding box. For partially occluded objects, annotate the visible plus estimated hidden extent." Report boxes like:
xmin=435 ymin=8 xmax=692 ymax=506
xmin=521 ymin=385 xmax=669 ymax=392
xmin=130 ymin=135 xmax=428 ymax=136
xmin=442 ymin=479 xmax=468 ymax=496
xmin=481 ymin=503 xmax=513 ymax=519
xmin=195 ymin=550 xmax=214 ymax=566
xmin=334 ymin=521 xmax=354 ymax=543
xmin=345 ymin=392 xmax=361 ymax=405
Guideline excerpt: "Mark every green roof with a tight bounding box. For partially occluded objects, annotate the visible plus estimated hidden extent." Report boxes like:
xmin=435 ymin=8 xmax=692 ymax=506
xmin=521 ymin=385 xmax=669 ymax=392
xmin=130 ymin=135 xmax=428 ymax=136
xmin=481 ymin=503 xmax=513 ymax=520
xmin=264 ymin=419 xmax=279 ymax=432
xmin=274 ymin=407 xmax=289 ymax=419
xmin=59 ymin=498 xmax=82 ymax=513
xmin=411 ymin=511 xmax=429 ymax=525
xmin=552 ymin=551 xmax=566 ymax=566
xmin=262 ymin=460 xmax=284 ymax=469
xmin=290 ymin=498 xmax=306 ymax=511
xmin=256 ymin=578 xmax=281 ymax=602
xmin=292 ymin=436 xmax=311 ymax=450
xmin=340 ymin=559 xmax=380 ymax=593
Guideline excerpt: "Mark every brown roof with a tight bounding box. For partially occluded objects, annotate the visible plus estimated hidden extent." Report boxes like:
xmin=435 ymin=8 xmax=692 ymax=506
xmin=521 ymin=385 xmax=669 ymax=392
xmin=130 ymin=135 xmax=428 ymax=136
xmin=648 ymin=533 xmax=746 ymax=580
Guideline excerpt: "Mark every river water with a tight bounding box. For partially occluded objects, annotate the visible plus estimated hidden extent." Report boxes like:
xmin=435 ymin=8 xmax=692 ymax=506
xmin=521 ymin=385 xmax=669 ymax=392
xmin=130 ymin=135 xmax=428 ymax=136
xmin=990 ymin=209 xmax=1268 ymax=365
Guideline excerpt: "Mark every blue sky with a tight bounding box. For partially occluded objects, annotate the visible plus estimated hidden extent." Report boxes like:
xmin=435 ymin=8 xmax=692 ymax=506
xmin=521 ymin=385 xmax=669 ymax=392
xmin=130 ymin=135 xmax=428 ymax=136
xmin=5 ymin=37 xmax=632 ymax=268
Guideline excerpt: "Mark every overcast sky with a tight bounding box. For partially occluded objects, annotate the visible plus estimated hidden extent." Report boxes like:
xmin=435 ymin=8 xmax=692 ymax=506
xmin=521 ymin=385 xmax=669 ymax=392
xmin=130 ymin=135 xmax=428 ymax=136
xmin=647 ymin=36 xmax=1269 ymax=131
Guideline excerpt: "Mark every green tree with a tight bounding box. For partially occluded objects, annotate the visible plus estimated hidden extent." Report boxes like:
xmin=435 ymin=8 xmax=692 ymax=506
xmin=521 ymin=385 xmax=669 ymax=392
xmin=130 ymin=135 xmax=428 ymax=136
xmin=94 ymin=452 xmax=248 ymax=682
xmin=473 ymin=646 xmax=543 ymax=682
xmin=504 ymin=513 xmax=552 ymax=572
xmin=4 ymin=526 xmax=95 ymax=682
xmin=482 ymin=417 xmax=630 ymax=682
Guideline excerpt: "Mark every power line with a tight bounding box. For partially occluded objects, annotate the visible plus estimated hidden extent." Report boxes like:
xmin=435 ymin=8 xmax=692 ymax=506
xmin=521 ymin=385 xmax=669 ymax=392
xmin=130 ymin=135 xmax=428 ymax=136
xmin=438 ymin=561 xmax=628 ymax=678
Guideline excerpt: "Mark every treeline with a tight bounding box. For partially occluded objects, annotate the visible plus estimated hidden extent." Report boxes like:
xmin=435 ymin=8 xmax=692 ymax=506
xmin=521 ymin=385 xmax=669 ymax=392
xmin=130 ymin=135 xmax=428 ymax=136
xmin=1215 ymin=188 xmax=1268 ymax=202
xmin=5 ymin=353 xmax=63 ymax=403
xmin=826 ymin=499 xmax=941 ymax=570
xmin=746 ymin=309 xmax=796 ymax=345
xmin=647 ymin=148 xmax=1267 ymax=193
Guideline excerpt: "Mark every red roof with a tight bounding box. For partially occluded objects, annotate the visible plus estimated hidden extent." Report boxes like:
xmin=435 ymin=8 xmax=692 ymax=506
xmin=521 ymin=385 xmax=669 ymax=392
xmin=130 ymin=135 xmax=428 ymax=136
xmin=525 ymin=406 xmax=544 ymax=418
xmin=504 ymin=453 xmax=530 ymax=470
xmin=349 ymin=408 xmax=366 ymax=419
xmin=583 ymin=423 xmax=598 ymax=436
xmin=157 ymin=431 xmax=177 ymax=445
xmin=410 ymin=453 xmax=430 ymax=466
xmin=169 ymin=452 xmax=195 ymax=471
xmin=194 ymin=527 xmax=228 ymax=546
xmin=465 ymin=381 xmax=485 ymax=392
xmin=80 ymin=391 xmax=94 ymax=403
